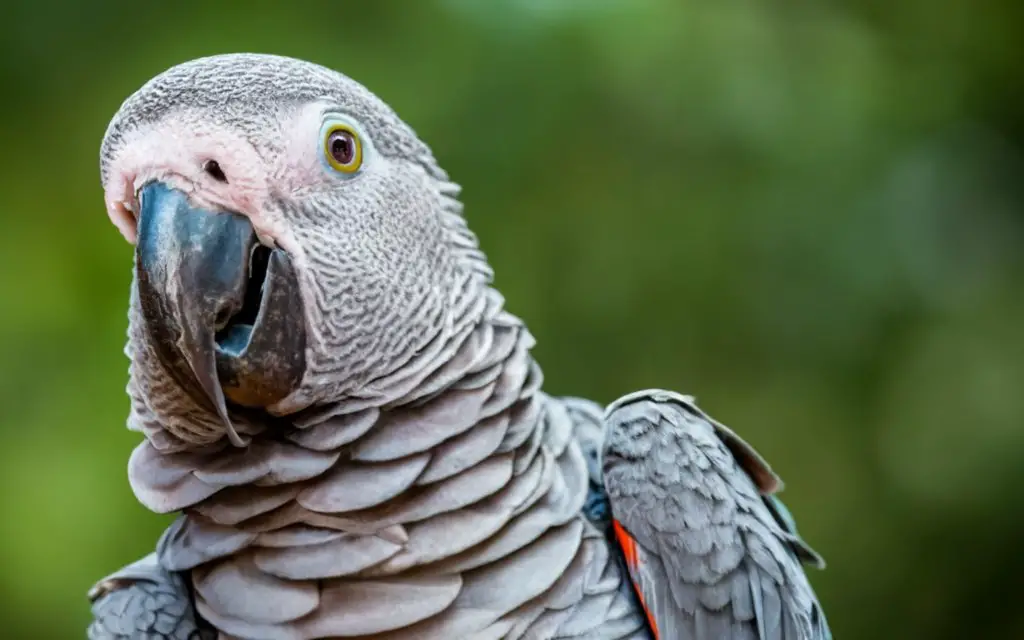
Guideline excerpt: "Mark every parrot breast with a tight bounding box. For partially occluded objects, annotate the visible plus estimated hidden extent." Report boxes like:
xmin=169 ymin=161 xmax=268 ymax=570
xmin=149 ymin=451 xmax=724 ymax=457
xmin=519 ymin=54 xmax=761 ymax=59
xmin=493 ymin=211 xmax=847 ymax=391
xmin=128 ymin=287 xmax=650 ymax=639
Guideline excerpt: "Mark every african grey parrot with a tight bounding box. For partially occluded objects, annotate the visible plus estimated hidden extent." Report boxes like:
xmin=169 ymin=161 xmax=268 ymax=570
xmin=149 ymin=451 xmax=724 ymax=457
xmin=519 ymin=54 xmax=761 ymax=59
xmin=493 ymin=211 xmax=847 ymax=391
xmin=86 ymin=53 xmax=830 ymax=640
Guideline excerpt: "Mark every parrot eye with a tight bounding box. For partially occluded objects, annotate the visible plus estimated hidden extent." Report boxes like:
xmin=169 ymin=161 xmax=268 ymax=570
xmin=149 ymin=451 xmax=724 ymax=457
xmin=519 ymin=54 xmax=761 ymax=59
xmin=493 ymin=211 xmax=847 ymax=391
xmin=323 ymin=124 xmax=362 ymax=174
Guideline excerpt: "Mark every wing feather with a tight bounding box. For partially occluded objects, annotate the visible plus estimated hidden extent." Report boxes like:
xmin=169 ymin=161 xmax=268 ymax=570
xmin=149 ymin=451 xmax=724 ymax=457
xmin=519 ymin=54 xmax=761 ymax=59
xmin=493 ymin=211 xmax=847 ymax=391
xmin=603 ymin=390 xmax=830 ymax=640
xmin=87 ymin=553 xmax=215 ymax=640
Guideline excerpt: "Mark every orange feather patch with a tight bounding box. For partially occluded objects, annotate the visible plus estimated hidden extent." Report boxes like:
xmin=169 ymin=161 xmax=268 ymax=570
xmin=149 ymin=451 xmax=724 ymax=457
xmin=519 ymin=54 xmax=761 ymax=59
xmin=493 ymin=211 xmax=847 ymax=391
xmin=612 ymin=519 xmax=660 ymax=640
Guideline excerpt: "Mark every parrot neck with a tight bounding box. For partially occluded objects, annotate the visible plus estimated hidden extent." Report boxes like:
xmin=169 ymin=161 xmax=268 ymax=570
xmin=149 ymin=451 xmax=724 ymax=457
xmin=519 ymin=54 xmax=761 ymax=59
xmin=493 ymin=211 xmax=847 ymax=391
xmin=122 ymin=283 xmax=607 ymax=637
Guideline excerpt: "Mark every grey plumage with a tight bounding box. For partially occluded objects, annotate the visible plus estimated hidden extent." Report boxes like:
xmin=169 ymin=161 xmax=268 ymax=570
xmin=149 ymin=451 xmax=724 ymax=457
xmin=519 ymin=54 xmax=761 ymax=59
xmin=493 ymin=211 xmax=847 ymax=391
xmin=87 ymin=553 xmax=215 ymax=639
xmin=89 ymin=53 xmax=827 ymax=639
xmin=603 ymin=390 xmax=830 ymax=639
xmin=102 ymin=287 xmax=649 ymax=638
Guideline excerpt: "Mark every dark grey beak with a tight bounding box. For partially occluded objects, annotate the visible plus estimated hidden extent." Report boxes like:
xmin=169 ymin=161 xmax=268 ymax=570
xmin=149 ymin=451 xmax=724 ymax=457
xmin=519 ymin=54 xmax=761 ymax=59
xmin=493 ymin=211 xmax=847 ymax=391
xmin=135 ymin=182 xmax=306 ymax=446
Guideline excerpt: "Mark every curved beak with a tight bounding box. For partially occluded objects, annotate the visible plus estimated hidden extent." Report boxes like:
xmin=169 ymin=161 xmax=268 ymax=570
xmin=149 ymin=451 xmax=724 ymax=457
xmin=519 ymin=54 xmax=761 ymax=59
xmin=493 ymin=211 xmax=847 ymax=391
xmin=134 ymin=183 xmax=305 ymax=446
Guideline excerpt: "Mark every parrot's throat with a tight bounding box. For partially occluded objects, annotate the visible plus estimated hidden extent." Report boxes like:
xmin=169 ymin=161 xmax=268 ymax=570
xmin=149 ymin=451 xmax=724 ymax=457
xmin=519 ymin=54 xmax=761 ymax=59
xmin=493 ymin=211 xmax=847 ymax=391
xmin=123 ymin=282 xmax=610 ymax=638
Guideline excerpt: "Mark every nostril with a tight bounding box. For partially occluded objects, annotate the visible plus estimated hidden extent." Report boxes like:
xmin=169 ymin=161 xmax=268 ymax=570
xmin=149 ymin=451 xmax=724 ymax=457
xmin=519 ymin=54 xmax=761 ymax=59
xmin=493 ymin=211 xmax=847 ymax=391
xmin=203 ymin=160 xmax=228 ymax=183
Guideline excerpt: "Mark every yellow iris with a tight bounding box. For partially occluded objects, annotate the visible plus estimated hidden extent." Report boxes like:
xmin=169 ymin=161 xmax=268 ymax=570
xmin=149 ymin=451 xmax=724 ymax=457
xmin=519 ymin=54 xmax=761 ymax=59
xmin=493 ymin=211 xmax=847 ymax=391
xmin=323 ymin=124 xmax=362 ymax=173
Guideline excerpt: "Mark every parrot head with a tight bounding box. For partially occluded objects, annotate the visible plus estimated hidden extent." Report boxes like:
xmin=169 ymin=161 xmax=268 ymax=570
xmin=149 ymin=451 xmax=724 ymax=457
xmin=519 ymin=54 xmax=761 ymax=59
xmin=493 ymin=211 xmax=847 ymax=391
xmin=101 ymin=54 xmax=488 ymax=449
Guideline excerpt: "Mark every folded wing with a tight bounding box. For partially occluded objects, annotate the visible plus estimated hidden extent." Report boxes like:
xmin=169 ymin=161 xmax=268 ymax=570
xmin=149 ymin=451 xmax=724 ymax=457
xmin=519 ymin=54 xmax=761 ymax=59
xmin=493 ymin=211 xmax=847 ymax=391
xmin=602 ymin=390 xmax=830 ymax=640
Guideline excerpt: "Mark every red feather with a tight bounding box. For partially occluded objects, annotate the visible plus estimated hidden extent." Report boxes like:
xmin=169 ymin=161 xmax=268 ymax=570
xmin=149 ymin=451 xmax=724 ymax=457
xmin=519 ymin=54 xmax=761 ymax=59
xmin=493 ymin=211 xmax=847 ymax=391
xmin=612 ymin=519 xmax=660 ymax=640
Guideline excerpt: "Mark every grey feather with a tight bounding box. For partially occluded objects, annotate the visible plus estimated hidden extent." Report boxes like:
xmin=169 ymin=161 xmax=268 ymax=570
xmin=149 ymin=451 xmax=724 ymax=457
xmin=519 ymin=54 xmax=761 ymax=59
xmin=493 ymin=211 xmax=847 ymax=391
xmin=296 ymin=452 xmax=430 ymax=513
xmin=298 ymin=576 xmax=464 ymax=637
xmin=194 ymin=483 xmax=300 ymax=525
xmin=192 ymin=554 xmax=319 ymax=624
xmin=157 ymin=515 xmax=257 ymax=572
xmin=88 ymin=553 xmax=214 ymax=640
xmin=416 ymin=410 xmax=510 ymax=484
xmin=350 ymin=384 xmax=495 ymax=461
xmin=251 ymin=531 xmax=402 ymax=579
xmin=403 ymin=321 xmax=494 ymax=401
xmin=330 ymin=452 xmax=515 ymax=530
xmin=286 ymin=407 xmax=379 ymax=451
xmin=253 ymin=525 xmax=347 ymax=548
xmin=500 ymin=395 xmax=545 ymax=453
xmin=603 ymin=390 xmax=831 ymax=640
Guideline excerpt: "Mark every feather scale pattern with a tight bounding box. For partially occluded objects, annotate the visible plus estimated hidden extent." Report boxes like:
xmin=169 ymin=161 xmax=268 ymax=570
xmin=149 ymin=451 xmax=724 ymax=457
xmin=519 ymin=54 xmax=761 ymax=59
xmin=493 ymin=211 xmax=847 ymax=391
xmin=122 ymin=285 xmax=648 ymax=639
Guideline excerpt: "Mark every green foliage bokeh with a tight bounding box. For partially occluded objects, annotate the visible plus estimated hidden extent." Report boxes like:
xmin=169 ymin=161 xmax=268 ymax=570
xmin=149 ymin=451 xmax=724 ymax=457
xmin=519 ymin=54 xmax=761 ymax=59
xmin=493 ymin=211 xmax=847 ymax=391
xmin=1 ymin=1 xmax=1023 ymax=637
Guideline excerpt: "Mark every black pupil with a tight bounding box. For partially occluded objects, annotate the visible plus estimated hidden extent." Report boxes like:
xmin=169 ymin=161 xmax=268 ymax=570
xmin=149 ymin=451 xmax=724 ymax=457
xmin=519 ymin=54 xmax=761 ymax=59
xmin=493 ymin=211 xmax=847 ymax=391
xmin=331 ymin=132 xmax=354 ymax=165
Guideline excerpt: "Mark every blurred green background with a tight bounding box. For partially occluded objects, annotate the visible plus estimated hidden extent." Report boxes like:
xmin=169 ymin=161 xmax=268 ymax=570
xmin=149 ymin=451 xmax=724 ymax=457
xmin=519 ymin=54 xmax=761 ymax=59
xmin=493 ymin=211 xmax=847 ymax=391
xmin=2 ymin=0 xmax=1023 ymax=637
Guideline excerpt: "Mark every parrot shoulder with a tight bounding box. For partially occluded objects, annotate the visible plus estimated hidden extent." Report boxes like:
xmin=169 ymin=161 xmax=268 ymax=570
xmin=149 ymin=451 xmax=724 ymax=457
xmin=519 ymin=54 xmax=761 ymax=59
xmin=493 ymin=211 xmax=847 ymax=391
xmin=601 ymin=389 xmax=830 ymax=640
